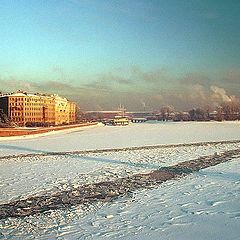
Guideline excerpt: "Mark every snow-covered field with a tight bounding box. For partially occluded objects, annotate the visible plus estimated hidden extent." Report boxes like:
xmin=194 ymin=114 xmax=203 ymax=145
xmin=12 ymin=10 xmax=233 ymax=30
xmin=0 ymin=121 xmax=240 ymax=239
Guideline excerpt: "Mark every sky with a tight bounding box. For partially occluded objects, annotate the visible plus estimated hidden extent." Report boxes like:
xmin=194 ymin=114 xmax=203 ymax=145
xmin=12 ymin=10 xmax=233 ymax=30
xmin=0 ymin=0 xmax=240 ymax=111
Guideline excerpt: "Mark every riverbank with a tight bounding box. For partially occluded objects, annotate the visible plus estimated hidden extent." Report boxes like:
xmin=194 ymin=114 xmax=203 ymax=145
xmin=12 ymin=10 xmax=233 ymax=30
xmin=0 ymin=122 xmax=98 ymax=138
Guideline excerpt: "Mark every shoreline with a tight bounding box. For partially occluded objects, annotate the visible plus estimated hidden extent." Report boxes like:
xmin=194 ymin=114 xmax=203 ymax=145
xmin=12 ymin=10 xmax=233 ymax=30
xmin=0 ymin=122 xmax=100 ymax=141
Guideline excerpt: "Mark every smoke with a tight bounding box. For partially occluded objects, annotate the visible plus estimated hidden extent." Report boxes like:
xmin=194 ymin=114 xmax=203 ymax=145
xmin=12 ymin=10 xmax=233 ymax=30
xmin=140 ymin=100 xmax=146 ymax=110
xmin=210 ymin=86 xmax=232 ymax=102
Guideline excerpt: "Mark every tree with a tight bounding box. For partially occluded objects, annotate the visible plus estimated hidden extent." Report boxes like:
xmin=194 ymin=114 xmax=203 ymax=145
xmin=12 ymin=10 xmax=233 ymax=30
xmin=160 ymin=105 xmax=174 ymax=121
xmin=188 ymin=108 xmax=206 ymax=121
xmin=195 ymin=108 xmax=205 ymax=121
xmin=221 ymin=100 xmax=240 ymax=120
xmin=188 ymin=108 xmax=196 ymax=121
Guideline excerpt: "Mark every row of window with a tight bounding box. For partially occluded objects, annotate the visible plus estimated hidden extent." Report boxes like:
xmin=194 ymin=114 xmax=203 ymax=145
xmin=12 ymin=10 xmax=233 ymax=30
xmin=10 ymin=97 xmax=54 ymax=103
xmin=25 ymin=108 xmax=54 ymax=111
xmin=10 ymin=102 xmax=54 ymax=107
xmin=9 ymin=102 xmax=74 ymax=110
xmin=11 ymin=112 xmax=55 ymax=117
xmin=11 ymin=117 xmax=24 ymax=122
xmin=10 ymin=107 xmax=55 ymax=112
xmin=11 ymin=112 xmax=23 ymax=116
xmin=11 ymin=117 xmax=55 ymax=122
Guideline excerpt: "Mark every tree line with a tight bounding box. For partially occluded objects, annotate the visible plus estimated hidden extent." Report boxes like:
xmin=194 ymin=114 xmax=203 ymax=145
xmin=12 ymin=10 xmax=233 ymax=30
xmin=157 ymin=99 xmax=240 ymax=121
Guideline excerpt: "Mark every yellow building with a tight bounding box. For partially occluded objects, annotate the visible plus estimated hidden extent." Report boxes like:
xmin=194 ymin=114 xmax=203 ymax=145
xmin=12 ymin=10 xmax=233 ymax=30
xmin=23 ymin=94 xmax=55 ymax=126
xmin=69 ymin=101 xmax=76 ymax=124
xmin=0 ymin=92 xmax=76 ymax=126
xmin=53 ymin=95 xmax=69 ymax=125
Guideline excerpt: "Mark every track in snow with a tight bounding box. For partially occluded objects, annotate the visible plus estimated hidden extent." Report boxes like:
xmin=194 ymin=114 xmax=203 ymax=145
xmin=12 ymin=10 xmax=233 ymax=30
xmin=0 ymin=147 xmax=239 ymax=219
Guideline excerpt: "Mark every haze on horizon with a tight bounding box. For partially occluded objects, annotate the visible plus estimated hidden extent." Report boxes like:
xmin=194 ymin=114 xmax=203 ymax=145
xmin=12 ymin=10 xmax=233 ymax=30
xmin=0 ymin=0 xmax=239 ymax=111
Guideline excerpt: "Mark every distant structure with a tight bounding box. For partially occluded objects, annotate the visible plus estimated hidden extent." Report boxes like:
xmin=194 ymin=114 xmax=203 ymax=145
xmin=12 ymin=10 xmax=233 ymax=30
xmin=117 ymin=104 xmax=126 ymax=117
xmin=0 ymin=91 xmax=76 ymax=127
xmin=84 ymin=109 xmax=157 ymax=122
xmin=54 ymin=95 xmax=76 ymax=125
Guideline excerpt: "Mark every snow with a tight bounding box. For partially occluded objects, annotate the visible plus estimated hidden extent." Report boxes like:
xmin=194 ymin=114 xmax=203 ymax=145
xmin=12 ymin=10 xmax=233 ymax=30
xmin=0 ymin=121 xmax=240 ymax=156
xmin=0 ymin=121 xmax=240 ymax=239
xmin=79 ymin=160 xmax=240 ymax=240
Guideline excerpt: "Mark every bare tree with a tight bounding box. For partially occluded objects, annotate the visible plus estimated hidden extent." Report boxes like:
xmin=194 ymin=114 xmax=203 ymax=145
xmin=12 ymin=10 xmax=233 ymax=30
xmin=221 ymin=99 xmax=240 ymax=120
xmin=160 ymin=105 xmax=175 ymax=121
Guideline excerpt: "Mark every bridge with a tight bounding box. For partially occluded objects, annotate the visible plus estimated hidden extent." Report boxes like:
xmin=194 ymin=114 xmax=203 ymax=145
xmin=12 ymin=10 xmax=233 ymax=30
xmin=131 ymin=117 xmax=147 ymax=123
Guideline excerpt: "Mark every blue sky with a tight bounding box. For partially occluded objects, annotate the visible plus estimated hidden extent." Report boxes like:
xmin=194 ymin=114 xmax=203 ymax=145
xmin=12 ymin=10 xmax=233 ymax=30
xmin=0 ymin=0 xmax=240 ymax=110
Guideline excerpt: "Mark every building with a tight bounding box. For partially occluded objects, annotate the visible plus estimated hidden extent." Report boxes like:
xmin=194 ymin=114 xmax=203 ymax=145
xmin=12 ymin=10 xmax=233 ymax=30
xmin=53 ymin=95 xmax=69 ymax=125
xmin=69 ymin=101 xmax=76 ymax=124
xmin=0 ymin=91 xmax=76 ymax=126
xmin=53 ymin=95 xmax=76 ymax=125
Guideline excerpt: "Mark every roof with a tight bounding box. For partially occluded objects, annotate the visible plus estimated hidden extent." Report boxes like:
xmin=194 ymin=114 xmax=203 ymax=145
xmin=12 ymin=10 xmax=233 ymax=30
xmin=0 ymin=92 xmax=76 ymax=104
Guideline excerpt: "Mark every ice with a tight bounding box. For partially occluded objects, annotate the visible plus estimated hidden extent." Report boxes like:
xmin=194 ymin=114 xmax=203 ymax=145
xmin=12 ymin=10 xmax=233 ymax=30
xmin=75 ymin=160 xmax=240 ymax=240
xmin=0 ymin=121 xmax=240 ymax=239
xmin=0 ymin=121 xmax=240 ymax=156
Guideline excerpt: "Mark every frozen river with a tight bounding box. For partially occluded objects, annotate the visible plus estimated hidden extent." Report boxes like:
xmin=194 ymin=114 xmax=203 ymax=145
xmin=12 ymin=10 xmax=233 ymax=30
xmin=0 ymin=121 xmax=240 ymax=156
xmin=0 ymin=121 xmax=240 ymax=239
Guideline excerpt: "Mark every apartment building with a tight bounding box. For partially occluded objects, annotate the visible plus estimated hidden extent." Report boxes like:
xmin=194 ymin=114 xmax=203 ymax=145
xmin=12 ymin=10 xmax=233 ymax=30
xmin=0 ymin=92 xmax=76 ymax=126
xmin=54 ymin=95 xmax=70 ymax=125
xmin=69 ymin=101 xmax=76 ymax=124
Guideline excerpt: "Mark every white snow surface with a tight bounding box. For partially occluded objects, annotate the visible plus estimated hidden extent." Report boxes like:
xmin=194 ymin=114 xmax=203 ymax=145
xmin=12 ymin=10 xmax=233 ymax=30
xmin=0 ymin=121 xmax=240 ymax=156
xmin=0 ymin=121 xmax=240 ymax=239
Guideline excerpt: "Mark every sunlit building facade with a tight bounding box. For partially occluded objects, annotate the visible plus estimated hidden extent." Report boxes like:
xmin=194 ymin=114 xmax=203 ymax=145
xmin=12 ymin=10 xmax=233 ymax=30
xmin=0 ymin=92 xmax=76 ymax=126
xmin=54 ymin=95 xmax=70 ymax=125
xmin=69 ymin=101 xmax=76 ymax=124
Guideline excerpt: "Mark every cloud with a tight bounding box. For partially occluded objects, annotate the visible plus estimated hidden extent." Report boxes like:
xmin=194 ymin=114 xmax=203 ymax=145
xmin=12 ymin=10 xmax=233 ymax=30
xmin=130 ymin=65 xmax=171 ymax=83
xmin=97 ymin=72 xmax=133 ymax=86
xmin=180 ymin=72 xmax=211 ymax=87
xmin=1 ymin=66 xmax=239 ymax=111
xmin=187 ymin=84 xmax=207 ymax=101
xmin=40 ymin=81 xmax=82 ymax=93
xmin=0 ymin=77 xmax=85 ymax=97
xmin=0 ymin=77 xmax=39 ymax=92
